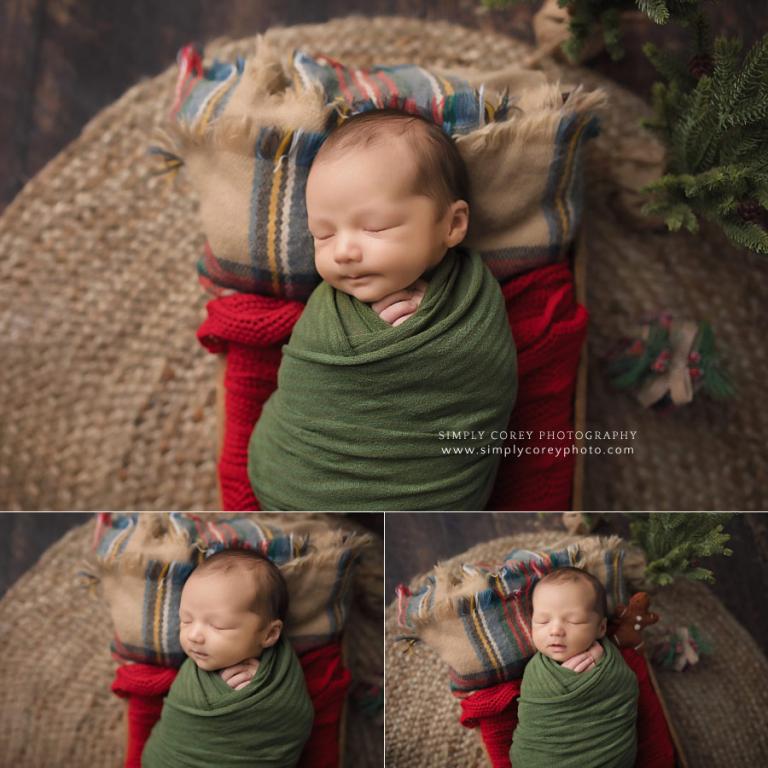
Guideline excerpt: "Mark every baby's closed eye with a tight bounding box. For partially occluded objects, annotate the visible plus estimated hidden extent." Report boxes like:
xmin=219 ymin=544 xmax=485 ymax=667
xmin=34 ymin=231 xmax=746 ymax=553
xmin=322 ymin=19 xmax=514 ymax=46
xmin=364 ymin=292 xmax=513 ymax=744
xmin=363 ymin=222 xmax=397 ymax=231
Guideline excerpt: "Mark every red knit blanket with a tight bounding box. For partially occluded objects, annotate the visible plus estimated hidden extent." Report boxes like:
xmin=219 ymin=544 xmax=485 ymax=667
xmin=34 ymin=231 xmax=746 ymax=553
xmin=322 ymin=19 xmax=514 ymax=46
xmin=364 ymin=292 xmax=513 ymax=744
xmin=198 ymin=262 xmax=587 ymax=510
xmin=459 ymin=648 xmax=676 ymax=768
xmin=112 ymin=641 xmax=350 ymax=768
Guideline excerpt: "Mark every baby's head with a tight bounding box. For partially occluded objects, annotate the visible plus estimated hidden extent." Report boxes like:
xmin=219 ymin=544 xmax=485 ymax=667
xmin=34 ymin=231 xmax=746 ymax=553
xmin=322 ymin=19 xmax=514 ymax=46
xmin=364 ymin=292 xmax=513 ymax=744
xmin=306 ymin=109 xmax=470 ymax=303
xmin=530 ymin=567 xmax=608 ymax=663
xmin=179 ymin=549 xmax=287 ymax=672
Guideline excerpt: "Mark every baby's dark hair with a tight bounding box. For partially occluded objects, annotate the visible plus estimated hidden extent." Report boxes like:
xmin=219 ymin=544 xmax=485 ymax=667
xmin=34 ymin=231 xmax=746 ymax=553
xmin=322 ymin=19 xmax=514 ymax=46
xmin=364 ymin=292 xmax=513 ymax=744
xmin=533 ymin=566 xmax=608 ymax=620
xmin=315 ymin=108 xmax=470 ymax=214
xmin=195 ymin=548 xmax=289 ymax=623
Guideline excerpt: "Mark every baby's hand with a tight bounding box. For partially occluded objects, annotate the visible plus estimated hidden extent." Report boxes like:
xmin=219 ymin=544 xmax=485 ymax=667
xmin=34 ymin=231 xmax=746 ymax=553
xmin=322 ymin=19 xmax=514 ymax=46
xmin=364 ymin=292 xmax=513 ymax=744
xmin=371 ymin=280 xmax=428 ymax=327
xmin=219 ymin=657 xmax=260 ymax=690
xmin=561 ymin=640 xmax=604 ymax=673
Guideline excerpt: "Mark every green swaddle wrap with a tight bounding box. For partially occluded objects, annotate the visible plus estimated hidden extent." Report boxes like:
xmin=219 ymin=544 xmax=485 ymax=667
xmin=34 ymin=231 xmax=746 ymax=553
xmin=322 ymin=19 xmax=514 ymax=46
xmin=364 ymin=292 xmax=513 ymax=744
xmin=510 ymin=640 xmax=639 ymax=768
xmin=142 ymin=637 xmax=313 ymax=768
xmin=248 ymin=249 xmax=517 ymax=510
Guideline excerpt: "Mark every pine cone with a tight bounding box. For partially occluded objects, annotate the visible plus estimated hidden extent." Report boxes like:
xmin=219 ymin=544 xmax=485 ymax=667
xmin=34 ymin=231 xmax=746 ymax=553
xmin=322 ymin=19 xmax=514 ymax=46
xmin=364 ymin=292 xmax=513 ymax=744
xmin=737 ymin=198 xmax=768 ymax=229
xmin=688 ymin=53 xmax=714 ymax=78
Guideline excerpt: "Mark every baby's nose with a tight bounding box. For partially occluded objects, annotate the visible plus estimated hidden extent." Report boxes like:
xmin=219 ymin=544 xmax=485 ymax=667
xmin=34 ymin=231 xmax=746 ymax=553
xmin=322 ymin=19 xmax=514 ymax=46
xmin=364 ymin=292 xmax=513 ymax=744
xmin=333 ymin=233 xmax=363 ymax=263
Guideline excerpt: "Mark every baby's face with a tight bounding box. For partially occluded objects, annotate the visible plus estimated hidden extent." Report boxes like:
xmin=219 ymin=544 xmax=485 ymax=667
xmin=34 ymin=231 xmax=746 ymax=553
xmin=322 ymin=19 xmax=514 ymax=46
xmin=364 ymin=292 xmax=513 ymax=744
xmin=306 ymin=138 xmax=460 ymax=303
xmin=179 ymin=569 xmax=279 ymax=672
xmin=531 ymin=579 xmax=607 ymax=663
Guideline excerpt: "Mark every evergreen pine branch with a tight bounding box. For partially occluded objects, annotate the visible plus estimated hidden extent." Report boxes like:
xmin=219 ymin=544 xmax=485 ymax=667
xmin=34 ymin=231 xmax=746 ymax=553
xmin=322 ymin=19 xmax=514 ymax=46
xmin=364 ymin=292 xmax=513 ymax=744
xmin=674 ymin=75 xmax=719 ymax=172
xmin=721 ymin=127 xmax=765 ymax=164
xmin=629 ymin=513 xmax=733 ymax=587
xmin=701 ymin=364 xmax=735 ymax=399
xmin=730 ymin=35 xmax=768 ymax=108
xmin=754 ymin=188 xmax=768 ymax=210
xmin=720 ymin=219 xmax=768 ymax=254
xmin=724 ymin=91 xmax=768 ymax=129
xmin=694 ymin=323 xmax=735 ymax=398
xmin=711 ymin=37 xmax=743 ymax=114
xmin=637 ymin=0 xmax=670 ymax=25
xmin=643 ymin=42 xmax=695 ymax=89
xmin=696 ymin=322 xmax=714 ymax=356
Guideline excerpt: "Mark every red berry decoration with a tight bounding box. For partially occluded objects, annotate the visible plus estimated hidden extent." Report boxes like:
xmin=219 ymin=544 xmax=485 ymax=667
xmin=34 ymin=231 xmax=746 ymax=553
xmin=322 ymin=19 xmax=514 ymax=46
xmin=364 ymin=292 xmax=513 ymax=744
xmin=688 ymin=53 xmax=714 ymax=78
xmin=736 ymin=199 xmax=768 ymax=230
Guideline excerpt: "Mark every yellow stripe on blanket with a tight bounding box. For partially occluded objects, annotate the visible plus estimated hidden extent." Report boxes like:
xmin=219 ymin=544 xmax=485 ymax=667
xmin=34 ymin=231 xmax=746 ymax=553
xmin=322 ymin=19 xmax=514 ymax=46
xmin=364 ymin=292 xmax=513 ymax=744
xmin=554 ymin=115 xmax=590 ymax=254
xmin=153 ymin=562 xmax=170 ymax=664
xmin=195 ymin=72 xmax=238 ymax=139
xmin=470 ymin=595 xmax=503 ymax=676
xmin=267 ymin=131 xmax=295 ymax=296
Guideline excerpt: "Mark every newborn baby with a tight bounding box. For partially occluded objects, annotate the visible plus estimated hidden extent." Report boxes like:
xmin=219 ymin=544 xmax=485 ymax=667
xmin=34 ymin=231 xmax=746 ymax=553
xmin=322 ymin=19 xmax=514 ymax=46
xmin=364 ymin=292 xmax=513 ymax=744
xmin=248 ymin=109 xmax=518 ymax=510
xmin=510 ymin=567 xmax=639 ymax=768
xmin=142 ymin=549 xmax=313 ymax=768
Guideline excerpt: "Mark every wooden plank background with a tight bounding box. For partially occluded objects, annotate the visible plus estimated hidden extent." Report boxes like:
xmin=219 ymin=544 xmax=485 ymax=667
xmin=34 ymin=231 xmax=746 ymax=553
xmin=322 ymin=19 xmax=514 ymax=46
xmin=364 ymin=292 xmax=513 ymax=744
xmin=1 ymin=0 xmax=765 ymax=212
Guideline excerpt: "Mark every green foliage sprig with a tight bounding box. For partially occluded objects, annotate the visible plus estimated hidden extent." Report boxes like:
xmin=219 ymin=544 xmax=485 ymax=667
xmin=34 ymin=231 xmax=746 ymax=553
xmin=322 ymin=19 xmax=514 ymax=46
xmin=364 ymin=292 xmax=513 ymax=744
xmin=629 ymin=513 xmax=733 ymax=586
xmin=642 ymin=34 xmax=768 ymax=253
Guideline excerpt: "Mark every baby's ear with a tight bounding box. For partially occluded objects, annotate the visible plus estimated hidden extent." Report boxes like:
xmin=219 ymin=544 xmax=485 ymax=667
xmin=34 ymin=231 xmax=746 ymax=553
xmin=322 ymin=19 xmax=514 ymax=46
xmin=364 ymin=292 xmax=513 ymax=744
xmin=445 ymin=200 xmax=469 ymax=248
xmin=597 ymin=617 xmax=608 ymax=638
xmin=263 ymin=619 xmax=283 ymax=648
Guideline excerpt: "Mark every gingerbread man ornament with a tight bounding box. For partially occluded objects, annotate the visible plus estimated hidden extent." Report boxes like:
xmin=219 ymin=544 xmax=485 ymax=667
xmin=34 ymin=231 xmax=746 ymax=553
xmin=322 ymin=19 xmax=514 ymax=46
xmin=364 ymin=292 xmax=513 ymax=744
xmin=607 ymin=592 xmax=660 ymax=650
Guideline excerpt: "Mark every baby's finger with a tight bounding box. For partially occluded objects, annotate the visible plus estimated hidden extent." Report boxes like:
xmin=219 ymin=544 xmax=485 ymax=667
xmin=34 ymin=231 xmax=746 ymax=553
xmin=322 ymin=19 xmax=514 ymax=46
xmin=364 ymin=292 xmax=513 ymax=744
xmin=379 ymin=299 xmax=417 ymax=325
xmin=371 ymin=290 xmax=414 ymax=314
xmin=228 ymin=671 xmax=253 ymax=688
xmin=220 ymin=664 xmax=246 ymax=682
xmin=564 ymin=652 xmax=590 ymax=671
xmin=561 ymin=653 xmax=582 ymax=669
xmin=392 ymin=311 xmax=417 ymax=327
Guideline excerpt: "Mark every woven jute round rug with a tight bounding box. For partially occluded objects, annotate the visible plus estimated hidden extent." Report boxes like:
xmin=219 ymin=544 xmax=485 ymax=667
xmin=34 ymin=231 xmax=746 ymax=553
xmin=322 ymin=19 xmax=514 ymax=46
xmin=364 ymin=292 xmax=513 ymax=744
xmin=0 ymin=517 xmax=383 ymax=767
xmin=385 ymin=532 xmax=768 ymax=767
xmin=1 ymin=15 xmax=766 ymax=509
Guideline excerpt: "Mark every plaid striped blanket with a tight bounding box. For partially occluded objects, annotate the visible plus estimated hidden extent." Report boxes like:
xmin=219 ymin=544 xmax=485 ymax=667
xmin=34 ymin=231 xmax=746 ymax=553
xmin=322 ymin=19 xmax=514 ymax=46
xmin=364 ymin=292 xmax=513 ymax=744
xmin=87 ymin=513 xmax=367 ymax=666
xmin=152 ymin=42 xmax=602 ymax=299
xmin=396 ymin=537 xmax=628 ymax=694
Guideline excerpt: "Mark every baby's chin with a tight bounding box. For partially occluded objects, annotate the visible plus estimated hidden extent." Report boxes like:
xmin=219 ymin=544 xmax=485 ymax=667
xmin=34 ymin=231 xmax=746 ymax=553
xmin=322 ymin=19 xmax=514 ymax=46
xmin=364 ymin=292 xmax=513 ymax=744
xmin=337 ymin=282 xmax=387 ymax=303
xmin=184 ymin=650 xmax=218 ymax=671
xmin=324 ymin=275 xmax=399 ymax=304
xmin=538 ymin=643 xmax=593 ymax=661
